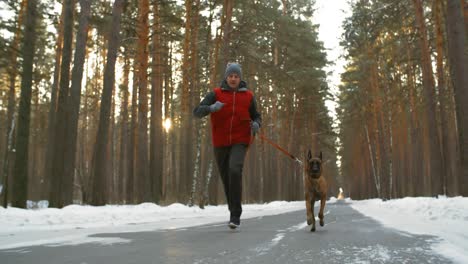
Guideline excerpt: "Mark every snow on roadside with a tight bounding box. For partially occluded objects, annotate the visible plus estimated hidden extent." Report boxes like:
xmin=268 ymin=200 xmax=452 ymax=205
xmin=0 ymin=201 xmax=306 ymax=250
xmin=349 ymin=196 xmax=468 ymax=264
xmin=1 ymin=196 xmax=467 ymax=264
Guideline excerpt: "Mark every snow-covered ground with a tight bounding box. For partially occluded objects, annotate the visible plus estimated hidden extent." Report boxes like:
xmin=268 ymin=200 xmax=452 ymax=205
xmin=349 ymin=196 xmax=468 ymax=264
xmin=1 ymin=197 xmax=467 ymax=263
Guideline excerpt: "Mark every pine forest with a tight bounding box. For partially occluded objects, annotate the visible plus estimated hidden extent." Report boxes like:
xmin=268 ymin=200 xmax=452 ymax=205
xmin=0 ymin=0 xmax=467 ymax=209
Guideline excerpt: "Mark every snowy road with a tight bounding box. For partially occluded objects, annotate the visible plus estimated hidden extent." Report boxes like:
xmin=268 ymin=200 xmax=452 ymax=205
xmin=1 ymin=202 xmax=451 ymax=264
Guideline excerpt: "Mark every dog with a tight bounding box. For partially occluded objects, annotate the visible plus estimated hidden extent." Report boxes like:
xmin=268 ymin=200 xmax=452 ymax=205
xmin=304 ymin=150 xmax=327 ymax=232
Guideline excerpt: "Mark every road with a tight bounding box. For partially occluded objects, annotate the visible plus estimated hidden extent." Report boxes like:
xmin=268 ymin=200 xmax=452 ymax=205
xmin=0 ymin=202 xmax=451 ymax=264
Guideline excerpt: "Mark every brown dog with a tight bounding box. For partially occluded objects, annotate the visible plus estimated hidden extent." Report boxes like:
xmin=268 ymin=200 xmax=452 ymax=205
xmin=304 ymin=150 xmax=327 ymax=232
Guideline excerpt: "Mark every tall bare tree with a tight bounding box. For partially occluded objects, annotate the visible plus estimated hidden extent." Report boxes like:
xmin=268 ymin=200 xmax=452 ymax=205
xmin=178 ymin=0 xmax=194 ymax=201
xmin=220 ymin=0 xmax=234 ymax=67
xmin=412 ymin=0 xmax=444 ymax=195
xmin=434 ymin=0 xmax=451 ymax=194
xmin=118 ymin=52 xmax=130 ymax=202
xmin=1 ymin=0 xmax=27 ymax=208
xmin=44 ymin=1 xmax=65 ymax=200
xmin=62 ymin=0 xmax=92 ymax=205
xmin=135 ymin=0 xmax=151 ymax=203
xmin=188 ymin=0 xmax=201 ymax=206
xmin=127 ymin=56 xmax=139 ymax=203
xmin=11 ymin=0 xmax=37 ymax=208
xmin=206 ymin=13 xmax=224 ymax=205
xmin=150 ymin=0 xmax=163 ymax=203
xmin=446 ymin=0 xmax=468 ymax=195
xmin=49 ymin=0 xmax=74 ymax=208
xmin=89 ymin=0 xmax=126 ymax=206
xmin=197 ymin=0 xmax=216 ymax=208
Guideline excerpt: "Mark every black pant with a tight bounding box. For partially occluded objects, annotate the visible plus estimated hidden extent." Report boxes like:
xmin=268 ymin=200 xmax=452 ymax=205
xmin=214 ymin=144 xmax=248 ymax=218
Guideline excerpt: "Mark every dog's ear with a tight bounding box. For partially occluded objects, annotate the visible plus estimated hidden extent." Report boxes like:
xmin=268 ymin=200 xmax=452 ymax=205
xmin=320 ymin=151 xmax=323 ymax=161
xmin=307 ymin=150 xmax=312 ymax=160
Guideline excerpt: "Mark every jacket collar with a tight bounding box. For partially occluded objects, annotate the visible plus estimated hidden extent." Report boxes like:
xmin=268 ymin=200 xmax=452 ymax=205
xmin=220 ymin=80 xmax=248 ymax=92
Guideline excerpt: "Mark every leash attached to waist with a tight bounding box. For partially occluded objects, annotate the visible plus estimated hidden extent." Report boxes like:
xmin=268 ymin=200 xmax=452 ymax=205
xmin=257 ymin=133 xmax=302 ymax=164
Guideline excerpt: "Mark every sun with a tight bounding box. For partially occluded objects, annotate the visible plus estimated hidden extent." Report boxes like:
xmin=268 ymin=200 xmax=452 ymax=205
xmin=163 ymin=118 xmax=172 ymax=132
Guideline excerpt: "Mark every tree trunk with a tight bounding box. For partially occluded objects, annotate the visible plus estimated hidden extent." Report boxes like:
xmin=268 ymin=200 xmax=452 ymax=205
xmin=207 ymin=25 xmax=222 ymax=205
xmin=109 ymin=86 xmax=116 ymax=203
xmin=446 ymin=0 xmax=468 ymax=195
xmin=135 ymin=0 xmax=151 ymax=203
xmin=220 ymin=0 xmax=234 ymax=67
xmin=434 ymin=0 xmax=451 ymax=195
xmin=198 ymin=0 xmax=215 ymax=208
xmin=162 ymin=38 xmax=175 ymax=201
xmin=150 ymin=0 xmax=163 ymax=203
xmin=189 ymin=0 xmax=201 ymax=206
xmin=49 ymin=0 xmax=74 ymax=208
xmin=413 ymin=0 xmax=444 ymax=195
xmin=89 ymin=0 xmax=125 ymax=206
xmin=463 ymin=0 xmax=468 ymax=34
xmin=44 ymin=1 xmax=65 ymax=201
xmin=167 ymin=43 xmax=177 ymax=202
xmin=365 ymin=123 xmax=380 ymax=197
xmin=28 ymin=81 xmax=41 ymax=200
xmin=119 ymin=53 xmax=130 ymax=203
xmin=179 ymin=0 xmax=194 ymax=202
xmin=367 ymin=48 xmax=383 ymax=198
xmin=62 ymin=0 xmax=92 ymax=206
xmin=127 ymin=58 xmax=138 ymax=204
xmin=1 ymin=0 xmax=27 ymax=207
xmin=11 ymin=0 xmax=37 ymax=208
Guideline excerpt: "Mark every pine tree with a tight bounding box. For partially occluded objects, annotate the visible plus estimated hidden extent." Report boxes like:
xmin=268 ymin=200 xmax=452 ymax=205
xmin=90 ymin=0 xmax=126 ymax=206
xmin=12 ymin=0 xmax=37 ymax=208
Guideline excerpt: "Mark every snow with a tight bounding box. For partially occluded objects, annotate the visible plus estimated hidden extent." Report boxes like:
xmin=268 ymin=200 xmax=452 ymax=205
xmin=349 ymin=196 xmax=468 ymax=264
xmin=1 ymin=197 xmax=467 ymax=263
xmin=0 ymin=201 xmax=305 ymax=251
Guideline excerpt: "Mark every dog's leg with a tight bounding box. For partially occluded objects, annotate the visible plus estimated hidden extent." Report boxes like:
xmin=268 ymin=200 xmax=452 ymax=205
xmin=310 ymin=193 xmax=316 ymax=232
xmin=319 ymin=194 xmax=326 ymax=227
xmin=305 ymin=191 xmax=313 ymax=226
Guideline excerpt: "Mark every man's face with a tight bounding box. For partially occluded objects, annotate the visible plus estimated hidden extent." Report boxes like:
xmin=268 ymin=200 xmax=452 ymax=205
xmin=226 ymin=73 xmax=241 ymax=89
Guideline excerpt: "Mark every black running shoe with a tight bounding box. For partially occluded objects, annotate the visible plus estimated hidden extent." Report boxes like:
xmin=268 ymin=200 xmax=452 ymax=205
xmin=228 ymin=216 xmax=240 ymax=229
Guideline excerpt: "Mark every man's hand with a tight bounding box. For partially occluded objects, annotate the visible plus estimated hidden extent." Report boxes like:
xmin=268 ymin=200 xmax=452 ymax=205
xmin=210 ymin=101 xmax=225 ymax=112
xmin=251 ymin=121 xmax=260 ymax=136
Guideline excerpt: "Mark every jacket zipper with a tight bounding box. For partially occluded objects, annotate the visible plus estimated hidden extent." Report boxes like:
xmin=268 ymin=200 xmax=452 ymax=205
xmin=229 ymin=91 xmax=236 ymax=145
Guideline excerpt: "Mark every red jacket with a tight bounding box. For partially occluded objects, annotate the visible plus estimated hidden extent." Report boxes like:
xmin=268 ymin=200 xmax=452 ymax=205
xmin=210 ymin=87 xmax=253 ymax=147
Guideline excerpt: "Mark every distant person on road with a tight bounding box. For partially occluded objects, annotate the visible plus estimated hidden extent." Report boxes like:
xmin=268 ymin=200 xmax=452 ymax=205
xmin=193 ymin=62 xmax=262 ymax=229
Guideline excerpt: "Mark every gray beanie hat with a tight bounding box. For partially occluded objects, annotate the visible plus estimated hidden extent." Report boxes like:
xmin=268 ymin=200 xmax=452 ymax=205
xmin=224 ymin=63 xmax=242 ymax=79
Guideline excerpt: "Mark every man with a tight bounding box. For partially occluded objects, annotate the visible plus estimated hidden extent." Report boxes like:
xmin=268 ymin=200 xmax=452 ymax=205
xmin=193 ymin=63 xmax=262 ymax=229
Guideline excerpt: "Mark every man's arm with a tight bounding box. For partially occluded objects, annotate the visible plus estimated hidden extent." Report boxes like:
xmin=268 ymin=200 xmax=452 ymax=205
xmin=249 ymin=95 xmax=262 ymax=126
xmin=193 ymin=91 xmax=216 ymax=118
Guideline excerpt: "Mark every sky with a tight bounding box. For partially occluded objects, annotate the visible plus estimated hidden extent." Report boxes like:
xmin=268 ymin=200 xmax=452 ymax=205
xmin=313 ymin=0 xmax=351 ymax=122
xmin=312 ymin=0 xmax=351 ymax=166
xmin=1 ymin=197 xmax=467 ymax=263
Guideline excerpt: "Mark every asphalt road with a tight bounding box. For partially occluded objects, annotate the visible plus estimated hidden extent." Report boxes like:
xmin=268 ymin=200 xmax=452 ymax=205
xmin=1 ymin=202 xmax=452 ymax=264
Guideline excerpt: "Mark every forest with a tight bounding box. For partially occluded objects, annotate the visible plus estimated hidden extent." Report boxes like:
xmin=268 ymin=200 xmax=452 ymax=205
xmin=339 ymin=0 xmax=468 ymax=199
xmin=0 ymin=0 xmax=466 ymax=209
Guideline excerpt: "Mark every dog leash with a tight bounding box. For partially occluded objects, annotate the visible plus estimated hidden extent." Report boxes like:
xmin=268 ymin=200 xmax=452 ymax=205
xmin=257 ymin=133 xmax=303 ymax=164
